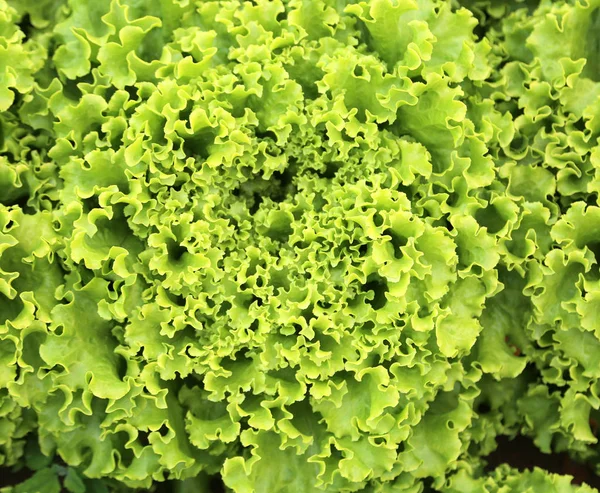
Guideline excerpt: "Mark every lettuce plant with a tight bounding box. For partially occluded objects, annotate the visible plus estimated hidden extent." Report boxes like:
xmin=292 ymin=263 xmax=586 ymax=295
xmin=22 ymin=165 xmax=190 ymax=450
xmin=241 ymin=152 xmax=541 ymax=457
xmin=1 ymin=0 xmax=600 ymax=491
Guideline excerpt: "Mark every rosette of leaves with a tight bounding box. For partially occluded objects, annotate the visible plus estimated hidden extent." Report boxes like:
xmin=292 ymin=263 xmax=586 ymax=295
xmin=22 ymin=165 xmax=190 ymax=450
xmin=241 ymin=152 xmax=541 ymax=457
xmin=1 ymin=0 xmax=600 ymax=492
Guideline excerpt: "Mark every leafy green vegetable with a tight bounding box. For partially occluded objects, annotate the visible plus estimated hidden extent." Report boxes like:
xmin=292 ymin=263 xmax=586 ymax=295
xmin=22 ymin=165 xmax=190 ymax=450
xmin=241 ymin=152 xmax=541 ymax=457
xmin=1 ymin=0 xmax=600 ymax=491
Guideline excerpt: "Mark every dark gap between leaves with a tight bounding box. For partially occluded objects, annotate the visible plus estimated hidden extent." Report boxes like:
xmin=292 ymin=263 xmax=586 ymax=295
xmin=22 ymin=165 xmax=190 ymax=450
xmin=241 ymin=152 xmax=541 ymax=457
xmin=484 ymin=434 xmax=600 ymax=489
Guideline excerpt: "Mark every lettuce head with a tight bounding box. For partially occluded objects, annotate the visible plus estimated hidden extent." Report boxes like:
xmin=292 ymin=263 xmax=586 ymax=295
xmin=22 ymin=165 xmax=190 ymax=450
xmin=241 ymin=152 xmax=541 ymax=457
xmin=1 ymin=0 xmax=600 ymax=491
